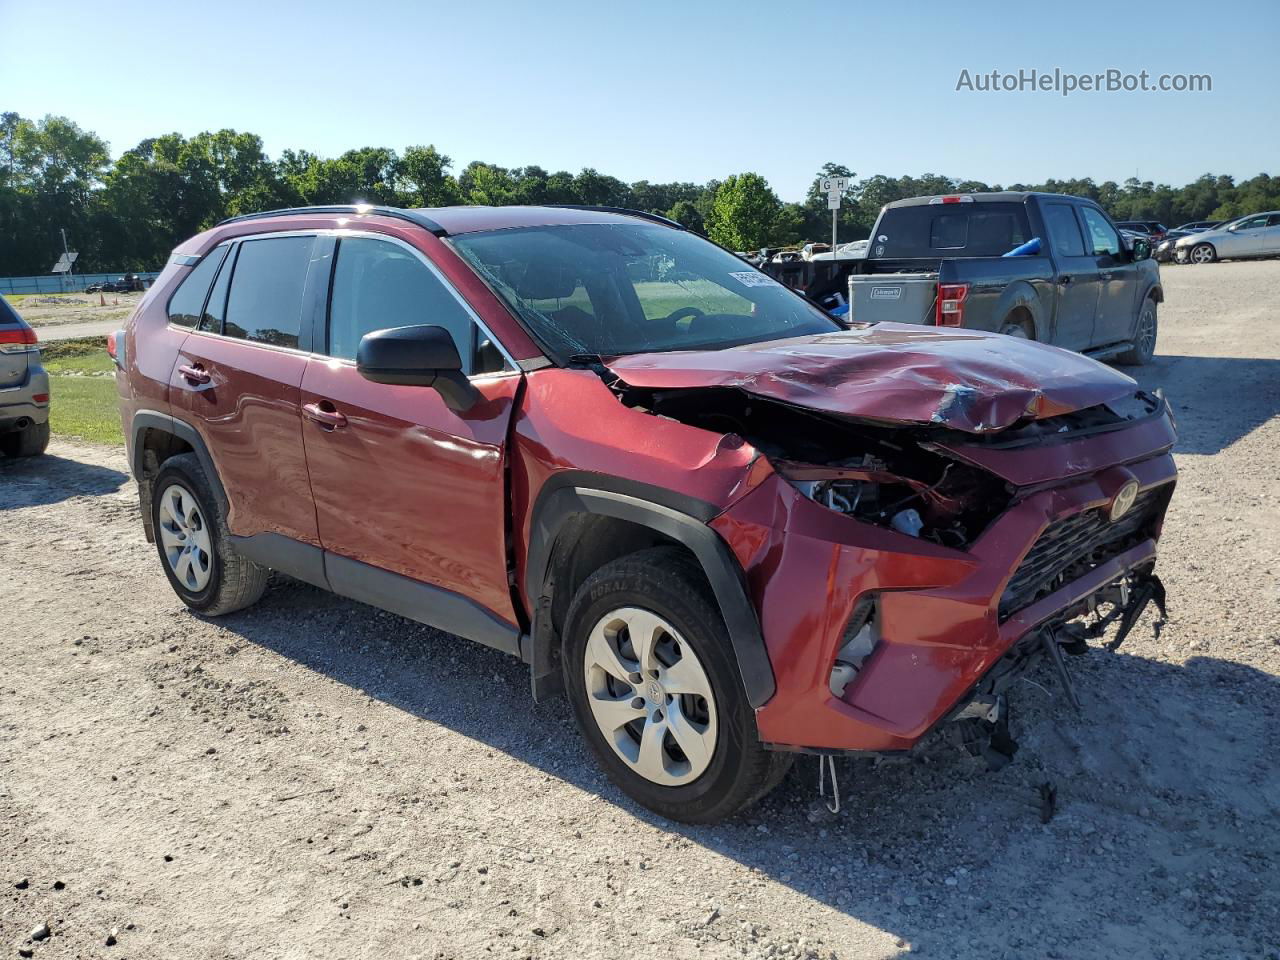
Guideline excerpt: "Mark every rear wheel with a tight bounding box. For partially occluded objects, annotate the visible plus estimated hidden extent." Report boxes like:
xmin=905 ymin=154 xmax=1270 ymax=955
xmin=1118 ymin=299 xmax=1158 ymax=366
xmin=151 ymin=453 xmax=268 ymax=615
xmin=0 ymin=420 xmax=50 ymax=458
xmin=999 ymin=316 xmax=1033 ymax=339
xmin=1189 ymin=242 xmax=1217 ymax=264
xmin=563 ymin=547 xmax=789 ymax=823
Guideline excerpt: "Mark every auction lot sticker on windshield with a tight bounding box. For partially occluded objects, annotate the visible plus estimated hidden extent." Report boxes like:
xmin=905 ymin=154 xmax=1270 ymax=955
xmin=730 ymin=271 xmax=779 ymax=288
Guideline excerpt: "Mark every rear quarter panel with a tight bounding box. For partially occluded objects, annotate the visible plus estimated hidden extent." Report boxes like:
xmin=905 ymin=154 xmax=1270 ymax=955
xmin=938 ymin=256 xmax=1054 ymax=337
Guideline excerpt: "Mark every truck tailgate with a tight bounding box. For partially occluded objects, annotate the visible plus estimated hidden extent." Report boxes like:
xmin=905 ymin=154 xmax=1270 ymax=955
xmin=848 ymin=273 xmax=937 ymax=325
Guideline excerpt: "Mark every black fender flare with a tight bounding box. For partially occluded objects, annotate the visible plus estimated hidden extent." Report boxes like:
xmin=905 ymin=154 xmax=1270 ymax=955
xmin=130 ymin=409 xmax=228 ymax=514
xmin=524 ymin=471 xmax=776 ymax=708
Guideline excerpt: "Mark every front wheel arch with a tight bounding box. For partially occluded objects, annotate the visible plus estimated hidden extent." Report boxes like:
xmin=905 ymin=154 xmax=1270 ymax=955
xmin=524 ymin=478 xmax=774 ymax=708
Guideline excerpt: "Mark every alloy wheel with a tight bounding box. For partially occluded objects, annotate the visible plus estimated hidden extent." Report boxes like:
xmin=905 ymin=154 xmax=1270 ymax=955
xmin=1138 ymin=308 xmax=1157 ymax=359
xmin=1191 ymin=244 xmax=1214 ymax=264
xmin=157 ymin=482 xmax=213 ymax=592
xmin=582 ymin=606 xmax=718 ymax=786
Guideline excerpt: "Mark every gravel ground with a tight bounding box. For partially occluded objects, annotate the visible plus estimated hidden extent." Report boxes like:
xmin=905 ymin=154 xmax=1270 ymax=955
xmin=13 ymin=293 xmax=141 ymax=343
xmin=2 ymin=260 xmax=1277 ymax=960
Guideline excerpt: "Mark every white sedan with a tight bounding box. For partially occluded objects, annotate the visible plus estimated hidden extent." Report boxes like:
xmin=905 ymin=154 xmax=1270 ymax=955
xmin=1175 ymin=212 xmax=1280 ymax=264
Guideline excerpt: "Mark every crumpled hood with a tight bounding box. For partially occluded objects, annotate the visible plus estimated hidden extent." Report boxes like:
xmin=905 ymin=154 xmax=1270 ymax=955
xmin=605 ymin=324 xmax=1137 ymax=434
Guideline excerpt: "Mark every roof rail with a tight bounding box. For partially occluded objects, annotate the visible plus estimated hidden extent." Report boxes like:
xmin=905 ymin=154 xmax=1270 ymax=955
xmin=217 ymin=205 xmax=448 ymax=236
xmin=544 ymin=204 xmax=684 ymax=230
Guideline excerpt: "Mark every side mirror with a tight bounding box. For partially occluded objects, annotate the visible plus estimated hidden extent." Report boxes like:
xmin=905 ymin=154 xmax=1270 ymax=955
xmin=356 ymin=324 xmax=479 ymax=412
xmin=1130 ymin=238 xmax=1151 ymax=261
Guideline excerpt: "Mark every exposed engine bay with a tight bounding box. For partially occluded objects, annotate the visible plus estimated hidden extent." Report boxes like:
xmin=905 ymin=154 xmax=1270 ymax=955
xmin=613 ymin=384 xmax=1013 ymax=549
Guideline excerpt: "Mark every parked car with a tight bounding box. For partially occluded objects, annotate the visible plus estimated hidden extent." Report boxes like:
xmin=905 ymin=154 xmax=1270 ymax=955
xmin=800 ymin=242 xmax=831 ymax=261
xmin=0 ymin=294 xmax=50 ymax=457
xmin=1115 ymin=221 xmax=1169 ymax=242
xmin=1153 ymin=229 xmax=1198 ymax=263
xmin=1171 ymin=220 xmax=1222 ymax=233
xmin=842 ymin=192 xmax=1162 ymax=365
xmin=1174 ymin=212 xmax=1280 ymax=263
xmin=113 ymin=204 xmax=1177 ymax=822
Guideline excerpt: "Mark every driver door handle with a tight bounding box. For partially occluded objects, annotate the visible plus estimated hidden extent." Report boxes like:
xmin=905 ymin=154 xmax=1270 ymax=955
xmin=1100 ymin=271 xmax=1114 ymax=281
xmin=1057 ymin=275 xmax=1072 ymax=285
xmin=302 ymin=401 xmax=348 ymax=430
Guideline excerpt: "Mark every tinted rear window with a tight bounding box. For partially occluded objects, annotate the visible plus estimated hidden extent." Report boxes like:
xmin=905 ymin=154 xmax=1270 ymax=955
xmin=167 ymin=247 xmax=229 ymax=328
xmin=223 ymin=236 xmax=315 ymax=349
xmin=871 ymin=203 xmax=1031 ymax=259
xmin=0 ymin=295 xmax=21 ymax=326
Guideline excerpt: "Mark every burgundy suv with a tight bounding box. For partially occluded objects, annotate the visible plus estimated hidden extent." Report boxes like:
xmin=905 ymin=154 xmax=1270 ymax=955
xmin=114 ymin=205 xmax=1176 ymax=822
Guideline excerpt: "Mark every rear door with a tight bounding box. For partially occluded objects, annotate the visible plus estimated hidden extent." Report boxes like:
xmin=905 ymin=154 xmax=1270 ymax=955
xmin=1077 ymin=205 xmax=1138 ymax=348
xmin=170 ymin=232 xmax=330 ymax=546
xmin=299 ymin=232 xmax=522 ymax=631
xmin=1039 ymin=201 xmax=1101 ymax=350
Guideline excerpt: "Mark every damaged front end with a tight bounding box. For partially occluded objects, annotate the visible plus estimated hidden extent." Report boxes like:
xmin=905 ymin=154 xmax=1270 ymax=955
xmin=942 ymin=565 xmax=1168 ymax=770
xmin=608 ymin=384 xmax=1175 ymax=764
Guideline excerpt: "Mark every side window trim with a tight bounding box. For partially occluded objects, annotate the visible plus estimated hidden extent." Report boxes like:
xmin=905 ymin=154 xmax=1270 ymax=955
xmin=320 ymin=231 xmax=517 ymax=377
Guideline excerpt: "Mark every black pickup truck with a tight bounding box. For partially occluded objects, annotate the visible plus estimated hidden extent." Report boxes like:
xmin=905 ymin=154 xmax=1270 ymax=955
xmin=782 ymin=192 xmax=1164 ymax=365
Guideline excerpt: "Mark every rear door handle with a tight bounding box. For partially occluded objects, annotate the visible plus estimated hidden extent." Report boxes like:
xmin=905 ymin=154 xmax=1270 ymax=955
xmin=1057 ymin=275 xmax=1072 ymax=285
xmin=177 ymin=363 xmax=210 ymax=385
xmin=302 ymin=401 xmax=348 ymax=430
xmin=1100 ymin=272 xmax=1114 ymax=281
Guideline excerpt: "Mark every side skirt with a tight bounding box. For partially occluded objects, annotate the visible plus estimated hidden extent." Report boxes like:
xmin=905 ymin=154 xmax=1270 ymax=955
xmin=229 ymin=532 xmax=523 ymax=658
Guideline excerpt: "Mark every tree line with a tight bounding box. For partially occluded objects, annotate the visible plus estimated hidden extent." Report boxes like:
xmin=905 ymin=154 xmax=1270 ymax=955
xmin=2 ymin=111 xmax=1277 ymax=276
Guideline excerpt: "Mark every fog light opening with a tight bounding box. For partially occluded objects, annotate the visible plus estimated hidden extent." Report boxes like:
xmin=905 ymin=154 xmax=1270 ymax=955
xmin=829 ymin=598 xmax=880 ymax=698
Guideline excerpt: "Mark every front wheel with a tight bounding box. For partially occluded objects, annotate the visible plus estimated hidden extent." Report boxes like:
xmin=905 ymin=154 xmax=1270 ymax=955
xmin=1189 ymin=242 xmax=1217 ymax=264
xmin=563 ymin=547 xmax=790 ymax=823
xmin=150 ymin=453 xmax=268 ymax=615
xmin=1118 ymin=300 xmax=1158 ymax=366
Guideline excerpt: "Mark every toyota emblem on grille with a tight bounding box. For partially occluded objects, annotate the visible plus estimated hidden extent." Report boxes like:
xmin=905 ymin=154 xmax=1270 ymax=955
xmin=1108 ymin=480 xmax=1140 ymax=522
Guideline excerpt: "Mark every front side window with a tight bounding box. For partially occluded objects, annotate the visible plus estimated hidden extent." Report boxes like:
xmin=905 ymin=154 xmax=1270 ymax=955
xmin=450 ymin=223 xmax=838 ymax=359
xmin=167 ymin=246 xmax=228 ymax=328
xmin=223 ymin=236 xmax=315 ymax=349
xmin=1079 ymin=207 xmax=1121 ymax=256
xmin=327 ymin=237 xmax=489 ymax=374
xmin=1234 ymin=215 xmax=1268 ymax=231
xmin=1043 ymin=204 xmax=1087 ymax=257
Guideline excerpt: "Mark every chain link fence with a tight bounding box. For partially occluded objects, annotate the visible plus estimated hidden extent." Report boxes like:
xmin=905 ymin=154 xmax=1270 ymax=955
xmin=0 ymin=272 xmax=162 ymax=296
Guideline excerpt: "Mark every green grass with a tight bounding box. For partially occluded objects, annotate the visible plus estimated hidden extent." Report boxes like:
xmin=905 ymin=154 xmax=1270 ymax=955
xmin=39 ymin=337 xmax=117 ymax=375
xmin=47 ymin=375 xmax=122 ymax=444
xmin=37 ymin=338 xmax=124 ymax=444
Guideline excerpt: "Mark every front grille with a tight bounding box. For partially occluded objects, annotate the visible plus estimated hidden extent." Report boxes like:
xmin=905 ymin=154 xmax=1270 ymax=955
xmin=998 ymin=486 xmax=1166 ymax=621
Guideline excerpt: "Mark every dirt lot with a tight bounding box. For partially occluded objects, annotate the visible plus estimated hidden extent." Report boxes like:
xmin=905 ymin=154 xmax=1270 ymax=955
xmin=2 ymin=261 xmax=1277 ymax=960
xmin=10 ymin=293 xmax=142 ymax=343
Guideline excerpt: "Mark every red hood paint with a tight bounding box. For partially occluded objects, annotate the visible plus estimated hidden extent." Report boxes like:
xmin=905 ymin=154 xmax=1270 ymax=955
xmin=606 ymin=324 xmax=1137 ymax=434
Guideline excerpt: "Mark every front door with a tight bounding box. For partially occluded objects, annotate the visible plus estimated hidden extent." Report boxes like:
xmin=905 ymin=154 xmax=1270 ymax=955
xmin=170 ymin=233 xmax=328 ymax=546
xmin=299 ymin=233 xmax=522 ymax=630
xmin=1078 ymin=205 xmax=1138 ymax=348
xmin=1218 ymin=214 xmax=1270 ymax=258
xmin=1040 ymin=201 xmax=1100 ymax=350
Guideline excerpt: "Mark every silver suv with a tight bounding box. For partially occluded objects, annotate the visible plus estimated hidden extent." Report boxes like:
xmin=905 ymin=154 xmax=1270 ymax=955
xmin=0 ymin=294 xmax=50 ymax=458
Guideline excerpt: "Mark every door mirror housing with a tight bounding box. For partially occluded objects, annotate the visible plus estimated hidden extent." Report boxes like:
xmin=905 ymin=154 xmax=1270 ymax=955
xmin=1130 ymin=237 xmax=1152 ymax=261
xmin=356 ymin=324 xmax=479 ymax=412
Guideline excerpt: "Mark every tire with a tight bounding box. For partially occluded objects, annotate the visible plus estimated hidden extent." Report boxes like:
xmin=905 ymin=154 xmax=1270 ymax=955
xmin=562 ymin=547 xmax=789 ymax=823
xmin=1118 ymin=299 xmax=1158 ymax=366
xmin=150 ymin=452 xmax=268 ymax=616
xmin=1189 ymin=242 xmax=1217 ymax=264
xmin=998 ymin=316 xmax=1033 ymax=339
xmin=0 ymin=420 xmax=50 ymax=458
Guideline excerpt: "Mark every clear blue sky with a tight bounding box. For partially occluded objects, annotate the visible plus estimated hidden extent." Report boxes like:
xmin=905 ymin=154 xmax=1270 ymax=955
xmin=1 ymin=0 xmax=1274 ymax=201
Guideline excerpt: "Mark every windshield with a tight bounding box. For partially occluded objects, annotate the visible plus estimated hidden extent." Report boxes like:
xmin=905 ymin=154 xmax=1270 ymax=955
xmin=449 ymin=222 xmax=839 ymax=359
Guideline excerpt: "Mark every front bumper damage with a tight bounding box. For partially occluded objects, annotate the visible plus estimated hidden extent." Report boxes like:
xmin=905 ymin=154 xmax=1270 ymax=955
xmin=711 ymin=446 xmax=1177 ymax=757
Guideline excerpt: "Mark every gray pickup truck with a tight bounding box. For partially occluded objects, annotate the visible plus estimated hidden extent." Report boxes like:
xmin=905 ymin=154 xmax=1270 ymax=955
xmin=846 ymin=192 xmax=1163 ymax=364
